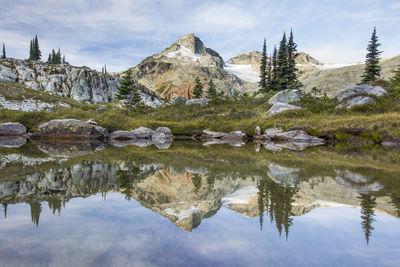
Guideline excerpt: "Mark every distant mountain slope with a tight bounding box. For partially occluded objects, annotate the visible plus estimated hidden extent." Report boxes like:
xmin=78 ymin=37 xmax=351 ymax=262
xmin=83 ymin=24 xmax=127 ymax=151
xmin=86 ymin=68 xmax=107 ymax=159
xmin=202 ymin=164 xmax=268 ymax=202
xmin=226 ymin=50 xmax=400 ymax=96
xmin=129 ymin=33 xmax=244 ymax=99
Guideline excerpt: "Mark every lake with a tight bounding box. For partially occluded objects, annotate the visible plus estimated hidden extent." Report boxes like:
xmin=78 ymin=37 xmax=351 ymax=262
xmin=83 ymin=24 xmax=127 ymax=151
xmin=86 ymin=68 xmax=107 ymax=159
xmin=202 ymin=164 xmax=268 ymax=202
xmin=0 ymin=140 xmax=399 ymax=267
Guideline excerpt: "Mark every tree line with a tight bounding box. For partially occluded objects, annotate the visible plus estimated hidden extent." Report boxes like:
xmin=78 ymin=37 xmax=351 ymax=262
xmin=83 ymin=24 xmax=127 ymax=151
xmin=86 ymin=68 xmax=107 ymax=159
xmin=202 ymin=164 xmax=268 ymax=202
xmin=258 ymin=30 xmax=302 ymax=94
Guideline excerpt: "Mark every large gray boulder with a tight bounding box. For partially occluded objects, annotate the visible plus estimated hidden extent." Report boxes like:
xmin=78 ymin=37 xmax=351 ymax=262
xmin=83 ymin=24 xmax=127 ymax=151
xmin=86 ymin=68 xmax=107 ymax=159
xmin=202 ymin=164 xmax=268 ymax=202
xmin=336 ymin=84 xmax=387 ymax=102
xmin=337 ymin=95 xmax=375 ymax=109
xmin=186 ymin=98 xmax=209 ymax=106
xmin=0 ymin=122 xmax=27 ymax=135
xmin=264 ymin=128 xmax=325 ymax=144
xmin=109 ymin=127 xmax=155 ymax=140
xmin=31 ymin=119 xmax=108 ymax=139
xmin=266 ymin=102 xmax=302 ymax=117
xmin=269 ymin=89 xmax=301 ymax=105
xmin=152 ymin=127 xmax=174 ymax=144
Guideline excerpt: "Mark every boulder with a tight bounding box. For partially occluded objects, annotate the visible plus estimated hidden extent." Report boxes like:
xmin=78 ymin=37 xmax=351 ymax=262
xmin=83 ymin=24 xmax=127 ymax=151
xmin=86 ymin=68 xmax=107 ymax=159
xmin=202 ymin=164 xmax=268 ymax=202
xmin=31 ymin=119 xmax=108 ymax=139
xmin=186 ymin=98 xmax=209 ymax=106
xmin=337 ymin=96 xmax=375 ymax=109
xmin=222 ymin=131 xmax=247 ymax=142
xmin=0 ymin=122 xmax=27 ymax=135
xmin=171 ymin=96 xmax=188 ymax=104
xmin=336 ymin=84 xmax=387 ymax=102
xmin=109 ymin=127 xmax=155 ymax=140
xmin=254 ymin=126 xmax=261 ymax=138
xmin=268 ymin=89 xmax=301 ymax=105
xmin=263 ymin=128 xmax=325 ymax=144
xmin=152 ymin=127 xmax=174 ymax=144
xmin=201 ymin=130 xmax=226 ymax=140
xmin=265 ymin=102 xmax=302 ymax=117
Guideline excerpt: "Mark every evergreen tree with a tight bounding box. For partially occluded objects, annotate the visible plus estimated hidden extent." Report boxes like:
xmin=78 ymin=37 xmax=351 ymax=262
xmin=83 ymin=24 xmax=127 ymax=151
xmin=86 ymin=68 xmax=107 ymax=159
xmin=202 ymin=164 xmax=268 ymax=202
xmin=206 ymin=79 xmax=217 ymax=99
xmin=286 ymin=29 xmax=302 ymax=88
xmin=390 ymin=67 xmax=400 ymax=88
xmin=259 ymin=37 xmax=268 ymax=92
xmin=33 ymin=35 xmax=41 ymax=60
xmin=275 ymin=32 xmax=289 ymax=91
xmin=271 ymin=46 xmax=278 ymax=91
xmin=193 ymin=77 xmax=203 ymax=98
xmin=47 ymin=53 xmax=52 ymax=63
xmin=361 ymin=27 xmax=382 ymax=83
xmin=1 ymin=43 xmax=6 ymax=59
xmin=29 ymin=40 xmax=33 ymax=60
xmin=116 ymin=71 xmax=141 ymax=107
xmin=104 ymin=64 xmax=107 ymax=74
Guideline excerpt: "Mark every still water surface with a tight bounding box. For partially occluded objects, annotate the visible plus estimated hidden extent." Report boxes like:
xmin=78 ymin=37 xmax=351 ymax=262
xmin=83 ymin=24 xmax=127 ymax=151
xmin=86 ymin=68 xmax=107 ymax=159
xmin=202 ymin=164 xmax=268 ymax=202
xmin=0 ymin=140 xmax=399 ymax=266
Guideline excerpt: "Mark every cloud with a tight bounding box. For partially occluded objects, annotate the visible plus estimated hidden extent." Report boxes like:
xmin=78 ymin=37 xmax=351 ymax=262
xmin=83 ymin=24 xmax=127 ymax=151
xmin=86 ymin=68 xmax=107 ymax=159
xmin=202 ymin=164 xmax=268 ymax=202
xmin=0 ymin=0 xmax=399 ymax=71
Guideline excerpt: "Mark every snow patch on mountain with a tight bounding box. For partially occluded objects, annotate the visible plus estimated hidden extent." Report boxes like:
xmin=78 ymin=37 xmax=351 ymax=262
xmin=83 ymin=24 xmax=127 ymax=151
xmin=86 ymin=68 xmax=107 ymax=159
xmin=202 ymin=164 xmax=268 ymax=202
xmin=166 ymin=45 xmax=203 ymax=62
xmin=222 ymin=186 xmax=258 ymax=206
xmin=224 ymin=63 xmax=259 ymax=83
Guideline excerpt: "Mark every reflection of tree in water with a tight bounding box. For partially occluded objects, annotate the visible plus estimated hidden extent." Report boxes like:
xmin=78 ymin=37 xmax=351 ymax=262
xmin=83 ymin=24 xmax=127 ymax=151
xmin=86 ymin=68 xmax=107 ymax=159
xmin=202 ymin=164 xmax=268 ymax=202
xmin=192 ymin=174 xmax=202 ymax=194
xmin=257 ymin=178 xmax=296 ymax=239
xmin=2 ymin=203 xmax=7 ymax=218
xmin=359 ymin=194 xmax=377 ymax=245
xmin=28 ymin=200 xmax=42 ymax=227
xmin=47 ymin=197 xmax=65 ymax=215
xmin=117 ymin=165 xmax=144 ymax=200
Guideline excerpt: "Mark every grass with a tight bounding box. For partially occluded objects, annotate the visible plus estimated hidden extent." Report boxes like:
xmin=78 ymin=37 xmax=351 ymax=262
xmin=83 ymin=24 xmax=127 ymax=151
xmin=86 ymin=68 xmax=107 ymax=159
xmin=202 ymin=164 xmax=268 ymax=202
xmin=1 ymin=81 xmax=400 ymax=141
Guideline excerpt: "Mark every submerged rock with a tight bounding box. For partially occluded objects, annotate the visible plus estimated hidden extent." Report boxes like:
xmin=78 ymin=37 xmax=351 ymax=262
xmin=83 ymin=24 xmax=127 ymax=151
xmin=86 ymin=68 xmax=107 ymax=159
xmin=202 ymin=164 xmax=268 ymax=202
xmin=0 ymin=122 xmax=27 ymax=135
xmin=266 ymin=102 xmax=302 ymax=117
xmin=268 ymin=89 xmax=302 ymax=105
xmin=31 ymin=119 xmax=108 ymax=139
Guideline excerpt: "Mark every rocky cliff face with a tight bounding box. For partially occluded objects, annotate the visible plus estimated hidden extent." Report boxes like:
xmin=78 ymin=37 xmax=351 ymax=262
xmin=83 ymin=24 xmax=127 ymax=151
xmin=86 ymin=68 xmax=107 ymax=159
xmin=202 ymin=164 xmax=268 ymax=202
xmin=130 ymin=33 xmax=244 ymax=98
xmin=0 ymin=58 xmax=163 ymax=107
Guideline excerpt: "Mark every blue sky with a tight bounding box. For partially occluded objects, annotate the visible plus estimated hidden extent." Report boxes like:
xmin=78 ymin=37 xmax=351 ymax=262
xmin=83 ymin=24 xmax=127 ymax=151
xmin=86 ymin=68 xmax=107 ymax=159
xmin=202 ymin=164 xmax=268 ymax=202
xmin=0 ymin=0 xmax=399 ymax=72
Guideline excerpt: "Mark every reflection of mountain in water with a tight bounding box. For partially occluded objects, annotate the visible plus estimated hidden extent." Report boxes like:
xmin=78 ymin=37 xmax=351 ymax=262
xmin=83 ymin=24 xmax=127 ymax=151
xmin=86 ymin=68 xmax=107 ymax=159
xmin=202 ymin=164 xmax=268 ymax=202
xmin=0 ymin=141 xmax=399 ymax=244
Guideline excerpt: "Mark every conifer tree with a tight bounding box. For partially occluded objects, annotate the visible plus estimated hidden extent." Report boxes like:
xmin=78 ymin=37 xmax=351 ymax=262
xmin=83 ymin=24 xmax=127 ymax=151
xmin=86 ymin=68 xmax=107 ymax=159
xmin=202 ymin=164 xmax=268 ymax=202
xmin=275 ymin=32 xmax=289 ymax=91
xmin=29 ymin=40 xmax=33 ymax=60
xmin=206 ymin=79 xmax=217 ymax=99
xmin=47 ymin=53 xmax=52 ymax=63
xmin=193 ymin=77 xmax=203 ymax=98
xmin=33 ymin=35 xmax=41 ymax=60
xmin=1 ymin=43 xmax=6 ymax=59
xmin=271 ymin=46 xmax=278 ymax=91
xmin=286 ymin=29 xmax=302 ymax=88
xmin=361 ymin=27 xmax=382 ymax=83
xmin=62 ymin=55 xmax=66 ymax=64
xmin=116 ymin=71 xmax=141 ymax=107
xmin=259 ymin=37 xmax=268 ymax=92
xmin=390 ymin=67 xmax=400 ymax=88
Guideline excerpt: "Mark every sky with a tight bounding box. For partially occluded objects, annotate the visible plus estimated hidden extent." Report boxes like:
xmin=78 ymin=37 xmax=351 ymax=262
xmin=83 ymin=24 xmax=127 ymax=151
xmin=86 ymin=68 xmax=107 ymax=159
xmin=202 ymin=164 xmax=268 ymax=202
xmin=0 ymin=0 xmax=399 ymax=72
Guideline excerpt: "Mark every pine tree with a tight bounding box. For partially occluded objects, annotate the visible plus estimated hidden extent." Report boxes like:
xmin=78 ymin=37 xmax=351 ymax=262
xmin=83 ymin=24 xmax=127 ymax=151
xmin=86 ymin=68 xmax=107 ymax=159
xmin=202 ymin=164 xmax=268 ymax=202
xmin=193 ymin=77 xmax=203 ymax=98
xmin=47 ymin=53 xmax=52 ymax=63
xmin=286 ymin=29 xmax=302 ymax=88
xmin=62 ymin=55 xmax=66 ymax=64
xmin=33 ymin=35 xmax=41 ymax=61
xmin=361 ymin=27 xmax=382 ymax=83
xmin=259 ymin=37 xmax=268 ymax=92
xmin=275 ymin=32 xmax=289 ymax=91
xmin=29 ymin=40 xmax=33 ymax=60
xmin=104 ymin=65 xmax=107 ymax=74
xmin=116 ymin=71 xmax=141 ymax=107
xmin=390 ymin=67 xmax=400 ymax=88
xmin=206 ymin=79 xmax=217 ymax=99
xmin=271 ymin=46 xmax=278 ymax=91
xmin=1 ymin=43 xmax=6 ymax=59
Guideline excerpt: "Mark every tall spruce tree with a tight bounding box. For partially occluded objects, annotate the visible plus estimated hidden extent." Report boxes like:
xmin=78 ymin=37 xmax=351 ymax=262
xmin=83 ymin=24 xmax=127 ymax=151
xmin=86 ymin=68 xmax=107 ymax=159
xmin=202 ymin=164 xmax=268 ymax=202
xmin=116 ymin=71 xmax=141 ymax=107
xmin=29 ymin=40 xmax=33 ymax=60
xmin=271 ymin=46 xmax=278 ymax=91
xmin=259 ymin=37 xmax=268 ymax=92
xmin=33 ymin=35 xmax=41 ymax=60
xmin=275 ymin=32 xmax=289 ymax=91
xmin=359 ymin=194 xmax=376 ymax=245
xmin=361 ymin=27 xmax=382 ymax=83
xmin=1 ymin=43 xmax=6 ymax=59
xmin=193 ymin=77 xmax=203 ymax=98
xmin=206 ymin=79 xmax=217 ymax=99
xmin=286 ymin=29 xmax=302 ymax=88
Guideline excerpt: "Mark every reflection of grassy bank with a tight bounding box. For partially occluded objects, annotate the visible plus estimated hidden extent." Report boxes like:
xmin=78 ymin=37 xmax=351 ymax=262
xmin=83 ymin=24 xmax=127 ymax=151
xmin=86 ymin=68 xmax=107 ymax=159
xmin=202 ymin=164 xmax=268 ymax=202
xmin=1 ymin=81 xmax=400 ymax=141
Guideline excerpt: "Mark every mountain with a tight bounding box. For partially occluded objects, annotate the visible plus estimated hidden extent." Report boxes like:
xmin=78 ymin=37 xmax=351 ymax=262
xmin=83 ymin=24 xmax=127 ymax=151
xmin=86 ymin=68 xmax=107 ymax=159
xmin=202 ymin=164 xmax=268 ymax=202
xmin=129 ymin=33 xmax=244 ymax=98
xmin=226 ymin=50 xmax=400 ymax=96
xmin=0 ymin=58 xmax=163 ymax=107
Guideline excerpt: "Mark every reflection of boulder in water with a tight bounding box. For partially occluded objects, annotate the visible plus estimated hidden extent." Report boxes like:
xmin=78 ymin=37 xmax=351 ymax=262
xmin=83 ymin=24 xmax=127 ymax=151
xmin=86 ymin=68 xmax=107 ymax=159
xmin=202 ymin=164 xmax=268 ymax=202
xmin=263 ymin=141 xmax=319 ymax=152
xmin=154 ymin=140 xmax=173 ymax=149
xmin=0 ymin=136 xmax=27 ymax=148
xmin=32 ymin=139 xmax=106 ymax=157
xmin=335 ymin=170 xmax=384 ymax=194
xmin=267 ymin=163 xmax=299 ymax=188
xmin=109 ymin=139 xmax=153 ymax=148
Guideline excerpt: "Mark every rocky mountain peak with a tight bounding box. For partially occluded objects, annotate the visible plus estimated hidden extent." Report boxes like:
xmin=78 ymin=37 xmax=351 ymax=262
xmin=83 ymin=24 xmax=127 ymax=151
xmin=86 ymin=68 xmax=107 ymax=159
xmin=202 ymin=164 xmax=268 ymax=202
xmin=174 ymin=33 xmax=207 ymax=55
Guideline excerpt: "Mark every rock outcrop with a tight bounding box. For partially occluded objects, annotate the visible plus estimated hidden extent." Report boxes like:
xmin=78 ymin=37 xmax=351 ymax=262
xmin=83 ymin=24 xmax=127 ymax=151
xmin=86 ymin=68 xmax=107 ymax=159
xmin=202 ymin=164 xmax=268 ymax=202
xmin=0 ymin=122 xmax=27 ymax=135
xmin=31 ymin=119 xmax=108 ymax=140
xmin=336 ymin=84 xmax=387 ymax=109
xmin=0 ymin=58 xmax=163 ymax=107
xmin=130 ymin=33 xmax=244 ymax=98
xmin=266 ymin=102 xmax=302 ymax=117
xmin=185 ymin=98 xmax=208 ymax=106
xmin=268 ymin=89 xmax=302 ymax=104
xmin=263 ymin=128 xmax=325 ymax=144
